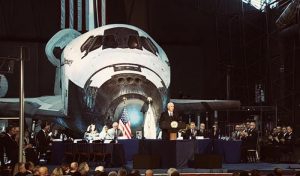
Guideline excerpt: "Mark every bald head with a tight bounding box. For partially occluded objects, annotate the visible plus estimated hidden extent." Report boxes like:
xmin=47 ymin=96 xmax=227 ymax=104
xmin=112 ymin=122 xmax=119 ymax=129
xmin=145 ymin=169 xmax=154 ymax=176
xmin=70 ymin=162 xmax=78 ymax=171
xmin=38 ymin=166 xmax=49 ymax=176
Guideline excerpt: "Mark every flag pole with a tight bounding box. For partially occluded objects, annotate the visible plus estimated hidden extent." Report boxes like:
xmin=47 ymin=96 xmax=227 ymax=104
xmin=122 ymin=97 xmax=127 ymax=136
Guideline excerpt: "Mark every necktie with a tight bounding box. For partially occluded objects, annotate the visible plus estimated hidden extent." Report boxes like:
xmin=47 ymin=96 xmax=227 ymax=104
xmin=170 ymin=112 xmax=173 ymax=116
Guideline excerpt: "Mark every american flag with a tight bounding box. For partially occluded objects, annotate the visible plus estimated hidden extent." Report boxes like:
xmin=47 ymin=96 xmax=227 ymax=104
xmin=60 ymin=0 xmax=105 ymax=32
xmin=118 ymin=107 xmax=132 ymax=139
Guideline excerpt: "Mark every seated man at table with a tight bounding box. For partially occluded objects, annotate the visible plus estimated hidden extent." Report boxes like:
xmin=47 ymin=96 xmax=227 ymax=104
xmin=198 ymin=123 xmax=209 ymax=138
xmin=107 ymin=122 xmax=123 ymax=140
xmin=184 ymin=122 xmax=199 ymax=139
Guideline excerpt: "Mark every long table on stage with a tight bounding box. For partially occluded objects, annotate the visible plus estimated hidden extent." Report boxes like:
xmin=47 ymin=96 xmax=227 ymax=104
xmin=51 ymin=142 xmax=125 ymax=167
xmin=51 ymin=139 xmax=242 ymax=168
xmin=136 ymin=139 xmax=242 ymax=168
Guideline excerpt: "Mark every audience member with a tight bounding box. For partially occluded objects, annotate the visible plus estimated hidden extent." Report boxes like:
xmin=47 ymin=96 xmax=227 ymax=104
xmin=95 ymin=165 xmax=105 ymax=172
xmin=232 ymin=171 xmax=240 ymax=176
xmin=167 ymin=168 xmax=178 ymax=176
xmin=38 ymin=166 xmax=49 ymax=176
xmin=78 ymin=162 xmax=90 ymax=176
xmin=145 ymin=169 xmax=154 ymax=176
xmin=171 ymin=170 xmax=180 ymax=176
xmin=130 ymin=169 xmax=141 ymax=176
xmin=108 ymin=171 xmax=118 ymax=176
xmin=274 ymin=168 xmax=283 ymax=176
xmin=33 ymin=165 xmax=41 ymax=176
xmin=14 ymin=162 xmax=27 ymax=176
xmin=117 ymin=168 xmax=127 ymax=176
xmin=250 ymin=169 xmax=261 ymax=176
xmin=61 ymin=162 xmax=70 ymax=175
xmin=51 ymin=167 xmax=64 ymax=176
xmin=69 ymin=162 xmax=81 ymax=176
xmin=25 ymin=161 xmax=35 ymax=175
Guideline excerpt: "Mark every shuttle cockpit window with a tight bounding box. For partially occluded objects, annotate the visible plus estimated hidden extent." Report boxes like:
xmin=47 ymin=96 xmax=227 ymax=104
xmin=89 ymin=35 xmax=103 ymax=52
xmin=81 ymin=36 xmax=95 ymax=52
xmin=141 ymin=37 xmax=158 ymax=56
xmin=128 ymin=35 xmax=142 ymax=50
xmin=81 ymin=35 xmax=103 ymax=59
xmin=103 ymin=35 xmax=118 ymax=49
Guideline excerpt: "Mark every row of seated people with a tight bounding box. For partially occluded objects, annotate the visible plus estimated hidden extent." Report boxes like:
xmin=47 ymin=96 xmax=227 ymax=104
xmin=179 ymin=122 xmax=221 ymax=140
xmin=84 ymin=121 xmax=224 ymax=141
xmin=84 ymin=122 xmax=123 ymax=141
xmin=6 ymin=160 xmax=179 ymax=176
xmin=7 ymin=160 xmax=300 ymax=176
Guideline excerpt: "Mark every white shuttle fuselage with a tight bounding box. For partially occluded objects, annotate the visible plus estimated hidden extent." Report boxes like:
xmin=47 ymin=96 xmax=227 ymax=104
xmin=47 ymin=24 xmax=170 ymax=132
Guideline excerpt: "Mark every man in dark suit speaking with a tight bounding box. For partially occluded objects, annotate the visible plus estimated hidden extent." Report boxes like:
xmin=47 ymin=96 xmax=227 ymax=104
xmin=159 ymin=102 xmax=182 ymax=140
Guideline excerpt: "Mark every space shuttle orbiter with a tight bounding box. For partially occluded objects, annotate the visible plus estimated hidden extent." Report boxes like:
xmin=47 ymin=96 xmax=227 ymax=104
xmin=0 ymin=24 xmax=240 ymax=133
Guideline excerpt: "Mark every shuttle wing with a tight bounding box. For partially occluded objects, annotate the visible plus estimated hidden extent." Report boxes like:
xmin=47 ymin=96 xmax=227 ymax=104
xmin=0 ymin=95 xmax=65 ymax=117
xmin=170 ymin=99 xmax=241 ymax=112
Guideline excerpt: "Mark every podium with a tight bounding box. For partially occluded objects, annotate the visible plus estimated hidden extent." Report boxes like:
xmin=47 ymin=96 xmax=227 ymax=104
xmin=160 ymin=121 xmax=186 ymax=140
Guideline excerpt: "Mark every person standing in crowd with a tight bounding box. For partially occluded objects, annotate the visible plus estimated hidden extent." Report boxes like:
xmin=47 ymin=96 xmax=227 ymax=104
xmin=0 ymin=125 xmax=19 ymax=166
xmin=284 ymin=126 xmax=295 ymax=152
xmin=159 ymin=102 xmax=182 ymax=140
xmin=241 ymin=121 xmax=258 ymax=162
xmin=232 ymin=124 xmax=241 ymax=140
xmin=36 ymin=121 xmax=52 ymax=162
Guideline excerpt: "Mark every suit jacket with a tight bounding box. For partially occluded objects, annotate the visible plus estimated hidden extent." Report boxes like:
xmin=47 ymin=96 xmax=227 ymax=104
xmin=285 ymin=132 xmax=295 ymax=146
xmin=210 ymin=130 xmax=221 ymax=139
xmin=36 ymin=130 xmax=51 ymax=153
xmin=184 ymin=129 xmax=200 ymax=139
xmin=245 ymin=129 xmax=258 ymax=149
xmin=159 ymin=111 xmax=181 ymax=140
xmin=0 ymin=132 xmax=18 ymax=165
xmin=107 ymin=128 xmax=123 ymax=139
xmin=231 ymin=131 xmax=241 ymax=140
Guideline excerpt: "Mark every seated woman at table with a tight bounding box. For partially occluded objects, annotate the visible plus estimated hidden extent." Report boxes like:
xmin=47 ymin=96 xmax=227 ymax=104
xmin=84 ymin=123 xmax=99 ymax=140
xmin=86 ymin=123 xmax=98 ymax=134
xmin=99 ymin=125 xmax=109 ymax=140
